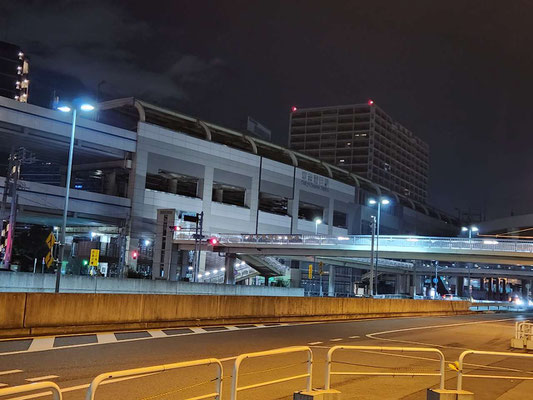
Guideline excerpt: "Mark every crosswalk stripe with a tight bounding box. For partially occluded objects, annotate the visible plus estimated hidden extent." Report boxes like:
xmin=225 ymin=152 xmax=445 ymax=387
xmin=97 ymin=333 xmax=117 ymax=344
xmin=148 ymin=330 xmax=166 ymax=338
xmin=330 ymin=338 xmax=343 ymax=342
xmin=28 ymin=337 xmax=54 ymax=352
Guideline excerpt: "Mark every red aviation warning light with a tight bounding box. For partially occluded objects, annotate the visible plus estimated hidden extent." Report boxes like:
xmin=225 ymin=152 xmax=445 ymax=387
xmin=208 ymin=237 xmax=218 ymax=246
xmin=368 ymin=99 xmax=374 ymax=106
xmin=291 ymin=106 xmax=298 ymax=112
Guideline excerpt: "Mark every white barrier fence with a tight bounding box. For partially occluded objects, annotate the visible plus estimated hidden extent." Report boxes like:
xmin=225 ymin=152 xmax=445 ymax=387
xmin=0 ymin=382 xmax=62 ymax=400
xmin=2 ymin=346 xmax=533 ymax=399
xmin=85 ymin=358 xmax=223 ymax=400
xmin=230 ymin=346 xmax=313 ymax=400
xmin=511 ymin=320 xmax=533 ymax=349
xmin=457 ymin=349 xmax=533 ymax=391
xmin=324 ymin=345 xmax=446 ymax=390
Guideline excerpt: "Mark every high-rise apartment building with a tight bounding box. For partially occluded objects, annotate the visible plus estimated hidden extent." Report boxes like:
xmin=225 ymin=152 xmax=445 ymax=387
xmin=0 ymin=41 xmax=30 ymax=103
xmin=289 ymin=101 xmax=429 ymax=203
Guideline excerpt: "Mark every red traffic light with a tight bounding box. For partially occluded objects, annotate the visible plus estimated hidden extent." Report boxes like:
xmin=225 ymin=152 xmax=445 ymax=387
xmin=132 ymin=250 xmax=138 ymax=260
xmin=170 ymin=225 xmax=181 ymax=231
xmin=208 ymin=237 xmax=218 ymax=245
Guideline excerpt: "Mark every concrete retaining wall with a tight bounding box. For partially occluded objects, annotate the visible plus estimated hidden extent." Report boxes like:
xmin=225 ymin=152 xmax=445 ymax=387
xmin=0 ymin=272 xmax=303 ymax=297
xmin=0 ymin=291 xmax=471 ymax=337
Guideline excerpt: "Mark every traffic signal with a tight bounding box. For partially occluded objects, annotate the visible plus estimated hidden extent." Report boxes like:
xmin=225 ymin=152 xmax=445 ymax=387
xmin=169 ymin=225 xmax=181 ymax=231
xmin=82 ymin=259 xmax=88 ymax=266
xmin=208 ymin=237 xmax=218 ymax=245
xmin=132 ymin=250 xmax=138 ymax=260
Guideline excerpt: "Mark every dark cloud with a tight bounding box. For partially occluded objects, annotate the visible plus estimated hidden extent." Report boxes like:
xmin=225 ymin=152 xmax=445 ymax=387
xmin=3 ymin=0 xmax=533 ymax=219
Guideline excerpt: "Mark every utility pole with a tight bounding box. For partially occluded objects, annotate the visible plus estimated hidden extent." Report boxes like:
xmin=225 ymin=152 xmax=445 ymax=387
xmin=3 ymin=148 xmax=22 ymax=269
xmin=369 ymin=216 xmax=376 ymax=296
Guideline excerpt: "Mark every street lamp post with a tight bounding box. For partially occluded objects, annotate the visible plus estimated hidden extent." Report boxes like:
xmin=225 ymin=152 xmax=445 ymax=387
xmin=368 ymin=197 xmax=390 ymax=296
xmin=461 ymin=225 xmax=479 ymax=299
xmin=55 ymin=101 xmax=96 ymax=293
xmin=314 ymin=218 xmax=322 ymax=296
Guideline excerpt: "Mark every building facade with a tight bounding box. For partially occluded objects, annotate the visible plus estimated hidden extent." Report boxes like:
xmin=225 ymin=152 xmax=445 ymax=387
xmin=0 ymin=41 xmax=29 ymax=103
xmin=289 ymin=102 xmax=428 ymax=203
xmin=0 ymin=96 xmax=457 ymax=288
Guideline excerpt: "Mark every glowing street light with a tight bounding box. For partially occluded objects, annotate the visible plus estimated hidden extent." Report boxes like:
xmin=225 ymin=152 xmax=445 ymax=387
xmin=54 ymin=99 xmax=96 ymax=293
xmin=368 ymin=197 xmax=391 ymax=295
xmin=314 ymin=218 xmax=322 ymax=235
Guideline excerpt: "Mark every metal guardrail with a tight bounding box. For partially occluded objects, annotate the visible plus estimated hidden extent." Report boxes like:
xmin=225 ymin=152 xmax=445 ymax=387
xmin=0 ymin=382 xmax=62 ymax=399
xmin=470 ymin=302 xmax=516 ymax=312
xmin=457 ymin=350 xmax=533 ymax=390
xmin=175 ymin=232 xmax=533 ymax=255
xmin=324 ymin=345 xmax=446 ymax=390
xmin=85 ymin=358 xmax=223 ymax=400
xmin=230 ymin=346 xmax=313 ymax=400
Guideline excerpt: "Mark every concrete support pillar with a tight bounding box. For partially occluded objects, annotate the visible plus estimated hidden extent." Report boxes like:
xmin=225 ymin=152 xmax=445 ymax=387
xmin=198 ymin=167 xmax=214 ymax=274
xmin=480 ymin=277 xmax=485 ymax=291
xmin=327 ymin=197 xmax=334 ymax=235
xmin=213 ymin=189 xmax=223 ymax=202
xmin=328 ymin=265 xmax=335 ymax=297
xmin=224 ymin=254 xmax=236 ymax=284
xmin=288 ymin=173 xmax=300 ymax=234
xmin=105 ymin=170 xmax=117 ymax=196
xmin=502 ymin=279 xmax=507 ymax=295
xmin=457 ymin=276 xmax=464 ymax=297
xmin=488 ymin=277 xmax=493 ymax=299
xmin=495 ymin=278 xmax=500 ymax=295
xmin=168 ymin=178 xmax=178 ymax=194
xmin=247 ymin=173 xmax=260 ymax=233
xmin=522 ymin=280 xmax=530 ymax=297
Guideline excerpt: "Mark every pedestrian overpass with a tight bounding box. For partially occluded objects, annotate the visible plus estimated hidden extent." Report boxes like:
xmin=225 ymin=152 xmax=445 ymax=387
xmin=174 ymin=234 xmax=533 ymax=266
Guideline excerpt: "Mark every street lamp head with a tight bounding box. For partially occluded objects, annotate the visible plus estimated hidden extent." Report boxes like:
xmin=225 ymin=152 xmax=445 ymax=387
xmin=461 ymin=227 xmax=468 ymax=232
xmin=381 ymin=198 xmax=390 ymax=205
xmin=80 ymin=103 xmax=95 ymax=112
xmin=315 ymin=218 xmax=322 ymax=225
xmin=368 ymin=199 xmax=377 ymax=205
xmin=57 ymin=105 xmax=72 ymax=113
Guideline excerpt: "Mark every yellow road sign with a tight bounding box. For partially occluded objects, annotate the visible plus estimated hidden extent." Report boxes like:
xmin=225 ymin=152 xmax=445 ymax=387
xmin=308 ymin=264 xmax=313 ymax=279
xmin=89 ymin=249 xmax=100 ymax=267
xmin=45 ymin=232 xmax=56 ymax=249
xmin=45 ymin=251 xmax=54 ymax=268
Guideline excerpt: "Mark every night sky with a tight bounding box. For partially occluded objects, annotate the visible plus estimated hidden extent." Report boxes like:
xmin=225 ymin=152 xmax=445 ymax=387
xmin=2 ymin=1 xmax=533 ymax=219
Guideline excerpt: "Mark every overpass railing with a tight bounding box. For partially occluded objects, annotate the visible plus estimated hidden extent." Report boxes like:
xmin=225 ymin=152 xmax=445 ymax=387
xmin=174 ymin=233 xmax=533 ymax=254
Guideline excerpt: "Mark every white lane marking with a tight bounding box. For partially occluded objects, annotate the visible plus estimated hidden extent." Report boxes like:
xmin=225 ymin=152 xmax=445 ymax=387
xmin=0 ymin=315 xmax=508 ymax=358
xmin=308 ymin=341 xmax=323 ymax=345
xmin=330 ymin=338 xmax=343 ymax=342
xmin=224 ymin=326 xmax=239 ymax=331
xmin=349 ymin=336 xmax=360 ymax=339
xmin=25 ymin=375 xmax=58 ymax=382
xmin=190 ymin=327 xmax=206 ymax=333
xmin=28 ymin=338 xmax=54 ymax=352
xmin=366 ymin=317 xmax=516 ymax=348
xmin=0 ymin=369 xmax=22 ymax=376
xmin=148 ymin=330 xmax=166 ymax=338
xmin=97 ymin=333 xmax=117 ymax=344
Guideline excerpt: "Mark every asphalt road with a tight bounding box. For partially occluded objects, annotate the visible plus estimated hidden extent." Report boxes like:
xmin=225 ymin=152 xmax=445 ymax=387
xmin=0 ymin=312 xmax=532 ymax=399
